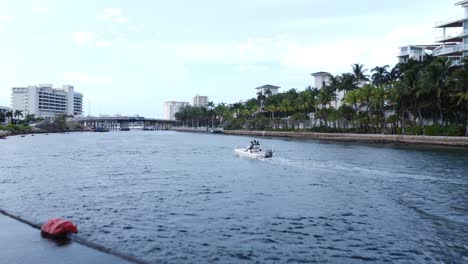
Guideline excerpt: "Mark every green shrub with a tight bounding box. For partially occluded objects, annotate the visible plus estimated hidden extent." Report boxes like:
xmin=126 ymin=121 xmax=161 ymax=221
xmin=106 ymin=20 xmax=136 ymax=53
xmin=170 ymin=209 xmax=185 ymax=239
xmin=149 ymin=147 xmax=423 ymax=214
xmin=424 ymin=125 xmax=464 ymax=136
xmin=0 ymin=124 xmax=31 ymax=132
xmin=405 ymin=126 xmax=423 ymax=135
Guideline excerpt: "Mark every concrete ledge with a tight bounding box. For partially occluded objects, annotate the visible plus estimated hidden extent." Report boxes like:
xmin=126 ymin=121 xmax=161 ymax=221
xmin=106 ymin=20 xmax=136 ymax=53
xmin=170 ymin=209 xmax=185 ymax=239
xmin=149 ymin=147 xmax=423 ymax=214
xmin=0 ymin=210 xmax=145 ymax=264
xmin=220 ymin=130 xmax=468 ymax=147
xmin=171 ymin=127 xmax=210 ymax=133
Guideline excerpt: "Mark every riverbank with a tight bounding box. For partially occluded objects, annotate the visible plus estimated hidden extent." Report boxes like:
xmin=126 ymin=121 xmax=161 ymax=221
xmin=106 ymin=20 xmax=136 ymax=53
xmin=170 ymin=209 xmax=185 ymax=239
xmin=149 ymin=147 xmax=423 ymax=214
xmin=0 ymin=210 xmax=137 ymax=264
xmin=171 ymin=127 xmax=468 ymax=147
xmin=0 ymin=130 xmax=11 ymax=138
xmin=0 ymin=129 xmax=92 ymax=139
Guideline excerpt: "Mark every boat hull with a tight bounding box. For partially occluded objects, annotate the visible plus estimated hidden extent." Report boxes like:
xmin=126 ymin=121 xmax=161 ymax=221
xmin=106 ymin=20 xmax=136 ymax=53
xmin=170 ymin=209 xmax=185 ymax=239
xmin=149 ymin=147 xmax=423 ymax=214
xmin=234 ymin=148 xmax=272 ymax=159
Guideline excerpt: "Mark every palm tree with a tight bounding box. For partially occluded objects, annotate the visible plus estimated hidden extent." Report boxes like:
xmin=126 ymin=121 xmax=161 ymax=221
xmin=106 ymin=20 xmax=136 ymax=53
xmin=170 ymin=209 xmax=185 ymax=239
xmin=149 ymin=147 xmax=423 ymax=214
xmin=14 ymin=110 xmax=23 ymax=124
xmin=419 ymin=57 xmax=454 ymax=125
xmin=256 ymin=91 xmax=266 ymax=111
xmin=6 ymin=110 xmax=13 ymax=124
xmin=357 ymin=85 xmax=374 ymax=120
xmin=388 ymin=81 xmax=411 ymax=134
xmin=389 ymin=64 xmax=401 ymax=82
xmin=371 ymin=65 xmax=390 ymax=86
xmin=452 ymin=59 xmax=468 ymax=136
xmin=351 ymin=63 xmax=369 ymax=87
xmin=339 ymin=73 xmax=357 ymax=92
xmin=206 ymin=101 xmax=215 ymax=129
xmin=371 ymin=85 xmax=388 ymax=133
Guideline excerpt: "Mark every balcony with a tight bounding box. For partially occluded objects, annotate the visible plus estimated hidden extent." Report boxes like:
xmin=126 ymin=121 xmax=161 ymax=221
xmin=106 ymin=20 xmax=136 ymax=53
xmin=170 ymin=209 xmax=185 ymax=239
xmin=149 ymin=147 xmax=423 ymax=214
xmin=433 ymin=44 xmax=468 ymax=56
xmin=435 ymin=16 xmax=468 ymax=28
xmin=436 ymin=29 xmax=468 ymax=42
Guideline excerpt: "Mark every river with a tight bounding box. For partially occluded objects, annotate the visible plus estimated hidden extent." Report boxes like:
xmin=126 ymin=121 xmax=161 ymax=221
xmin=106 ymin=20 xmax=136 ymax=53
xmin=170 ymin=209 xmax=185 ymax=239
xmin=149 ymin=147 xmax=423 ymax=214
xmin=0 ymin=131 xmax=467 ymax=263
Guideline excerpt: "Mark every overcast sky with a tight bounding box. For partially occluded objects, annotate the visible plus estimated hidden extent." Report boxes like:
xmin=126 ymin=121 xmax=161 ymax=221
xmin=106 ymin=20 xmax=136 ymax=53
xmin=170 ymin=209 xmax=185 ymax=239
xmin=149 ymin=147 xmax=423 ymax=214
xmin=0 ymin=0 xmax=462 ymax=117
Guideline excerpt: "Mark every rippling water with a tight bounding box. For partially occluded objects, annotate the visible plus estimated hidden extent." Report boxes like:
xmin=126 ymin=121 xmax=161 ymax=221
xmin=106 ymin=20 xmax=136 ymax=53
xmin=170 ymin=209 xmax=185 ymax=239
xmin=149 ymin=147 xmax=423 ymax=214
xmin=1 ymin=131 xmax=467 ymax=263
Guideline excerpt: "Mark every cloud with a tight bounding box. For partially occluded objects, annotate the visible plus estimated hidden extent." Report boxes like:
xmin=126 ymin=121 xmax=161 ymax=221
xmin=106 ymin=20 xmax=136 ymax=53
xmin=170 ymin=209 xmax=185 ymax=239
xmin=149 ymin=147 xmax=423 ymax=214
xmin=97 ymin=8 xmax=128 ymax=23
xmin=0 ymin=15 xmax=12 ymax=22
xmin=32 ymin=7 xmax=49 ymax=14
xmin=95 ymin=40 xmax=112 ymax=48
xmin=62 ymin=72 xmax=113 ymax=84
xmin=72 ymin=32 xmax=95 ymax=46
xmin=71 ymin=32 xmax=113 ymax=48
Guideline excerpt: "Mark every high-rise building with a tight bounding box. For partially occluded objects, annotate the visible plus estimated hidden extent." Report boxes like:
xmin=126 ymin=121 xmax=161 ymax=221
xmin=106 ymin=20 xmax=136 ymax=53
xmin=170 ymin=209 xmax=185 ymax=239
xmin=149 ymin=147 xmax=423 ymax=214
xmin=163 ymin=101 xmax=189 ymax=120
xmin=193 ymin=95 xmax=209 ymax=107
xmin=11 ymin=84 xmax=83 ymax=119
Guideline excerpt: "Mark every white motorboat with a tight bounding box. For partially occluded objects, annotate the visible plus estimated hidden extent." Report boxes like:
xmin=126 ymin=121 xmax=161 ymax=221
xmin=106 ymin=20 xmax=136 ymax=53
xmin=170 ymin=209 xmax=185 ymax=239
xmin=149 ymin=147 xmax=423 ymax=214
xmin=234 ymin=141 xmax=273 ymax=159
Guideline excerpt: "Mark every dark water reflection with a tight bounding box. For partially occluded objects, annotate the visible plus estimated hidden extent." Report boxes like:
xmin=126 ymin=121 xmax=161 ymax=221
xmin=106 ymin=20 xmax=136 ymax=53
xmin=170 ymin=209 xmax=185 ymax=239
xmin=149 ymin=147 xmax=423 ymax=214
xmin=1 ymin=131 xmax=467 ymax=263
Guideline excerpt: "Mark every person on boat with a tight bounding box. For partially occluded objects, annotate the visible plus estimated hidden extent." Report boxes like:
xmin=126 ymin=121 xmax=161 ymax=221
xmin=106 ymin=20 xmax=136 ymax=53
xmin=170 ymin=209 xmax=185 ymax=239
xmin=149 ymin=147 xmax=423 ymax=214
xmin=246 ymin=141 xmax=254 ymax=152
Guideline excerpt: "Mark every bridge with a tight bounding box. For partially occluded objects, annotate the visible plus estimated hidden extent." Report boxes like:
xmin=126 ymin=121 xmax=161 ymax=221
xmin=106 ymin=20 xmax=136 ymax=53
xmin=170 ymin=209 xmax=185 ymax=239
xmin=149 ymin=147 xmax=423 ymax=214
xmin=73 ymin=116 xmax=177 ymax=131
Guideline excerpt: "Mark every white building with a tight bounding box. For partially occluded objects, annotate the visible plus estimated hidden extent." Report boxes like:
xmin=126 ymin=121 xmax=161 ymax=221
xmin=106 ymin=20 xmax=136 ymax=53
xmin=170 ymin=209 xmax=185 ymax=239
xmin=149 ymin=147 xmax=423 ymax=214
xmin=398 ymin=1 xmax=468 ymax=64
xmin=432 ymin=1 xmax=468 ymax=62
xmin=163 ymin=101 xmax=189 ymax=120
xmin=311 ymin=72 xmax=345 ymax=109
xmin=397 ymin=45 xmax=439 ymax=63
xmin=256 ymin=85 xmax=280 ymax=97
xmin=193 ymin=95 xmax=209 ymax=107
xmin=74 ymin=92 xmax=83 ymax=116
xmin=11 ymin=84 xmax=83 ymax=119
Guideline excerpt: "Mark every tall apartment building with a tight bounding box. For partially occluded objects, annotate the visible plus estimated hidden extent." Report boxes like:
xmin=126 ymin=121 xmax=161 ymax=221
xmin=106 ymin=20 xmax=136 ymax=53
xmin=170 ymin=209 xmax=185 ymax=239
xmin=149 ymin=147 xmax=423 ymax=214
xmin=398 ymin=1 xmax=468 ymax=63
xmin=163 ymin=101 xmax=189 ymax=120
xmin=193 ymin=95 xmax=209 ymax=107
xmin=11 ymin=84 xmax=83 ymax=119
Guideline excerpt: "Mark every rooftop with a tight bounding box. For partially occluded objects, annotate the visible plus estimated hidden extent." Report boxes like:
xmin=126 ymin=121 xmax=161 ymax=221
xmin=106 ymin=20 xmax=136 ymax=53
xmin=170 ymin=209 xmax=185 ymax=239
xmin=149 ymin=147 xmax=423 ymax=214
xmin=311 ymin=71 xmax=333 ymax=77
xmin=455 ymin=0 xmax=468 ymax=6
xmin=435 ymin=17 xmax=468 ymax=28
xmin=256 ymin=84 xmax=280 ymax=90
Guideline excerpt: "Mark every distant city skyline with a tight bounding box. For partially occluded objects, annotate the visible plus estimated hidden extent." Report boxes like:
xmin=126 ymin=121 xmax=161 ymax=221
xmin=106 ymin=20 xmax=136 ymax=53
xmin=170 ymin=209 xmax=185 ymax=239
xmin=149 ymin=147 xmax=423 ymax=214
xmin=0 ymin=0 xmax=461 ymax=118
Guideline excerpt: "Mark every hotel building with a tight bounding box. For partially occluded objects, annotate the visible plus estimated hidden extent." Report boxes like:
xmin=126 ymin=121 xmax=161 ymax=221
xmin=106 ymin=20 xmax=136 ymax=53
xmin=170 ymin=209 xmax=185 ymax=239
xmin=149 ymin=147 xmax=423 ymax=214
xmin=11 ymin=84 xmax=83 ymax=119
xmin=163 ymin=101 xmax=189 ymax=120
xmin=193 ymin=95 xmax=209 ymax=107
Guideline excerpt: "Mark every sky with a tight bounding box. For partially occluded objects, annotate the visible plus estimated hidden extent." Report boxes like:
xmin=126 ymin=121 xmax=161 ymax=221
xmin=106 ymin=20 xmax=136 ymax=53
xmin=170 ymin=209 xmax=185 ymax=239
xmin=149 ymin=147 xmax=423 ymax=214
xmin=0 ymin=0 xmax=462 ymax=118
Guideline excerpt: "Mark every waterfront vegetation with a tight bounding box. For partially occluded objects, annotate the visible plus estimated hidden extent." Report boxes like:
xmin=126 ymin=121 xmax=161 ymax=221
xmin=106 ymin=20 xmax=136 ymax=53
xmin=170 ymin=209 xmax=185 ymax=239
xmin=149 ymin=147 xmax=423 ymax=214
xmin=0 ymin=113 xmax=85 ymax=134
xmin=175 ymin=57 xmax=468 ymax=136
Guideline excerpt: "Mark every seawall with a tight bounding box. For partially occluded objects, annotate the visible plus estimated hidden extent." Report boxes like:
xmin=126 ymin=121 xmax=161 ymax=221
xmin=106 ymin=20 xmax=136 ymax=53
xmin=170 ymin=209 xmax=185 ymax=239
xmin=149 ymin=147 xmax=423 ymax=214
xmin=171 ymin=127 xmax=468 ymax=147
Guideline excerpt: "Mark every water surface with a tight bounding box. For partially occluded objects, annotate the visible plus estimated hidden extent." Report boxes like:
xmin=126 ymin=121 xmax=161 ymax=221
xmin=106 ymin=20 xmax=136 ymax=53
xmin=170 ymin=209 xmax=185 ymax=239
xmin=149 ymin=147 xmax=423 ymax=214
xmin=1 ymin=131 xmax=467 ymax=263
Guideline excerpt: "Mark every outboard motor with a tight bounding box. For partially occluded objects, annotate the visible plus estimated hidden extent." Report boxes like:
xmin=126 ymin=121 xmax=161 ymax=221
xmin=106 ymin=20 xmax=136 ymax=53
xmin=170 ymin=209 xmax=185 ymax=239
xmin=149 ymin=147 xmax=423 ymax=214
xmin=265 ymin=149 xmax=273 ymax=158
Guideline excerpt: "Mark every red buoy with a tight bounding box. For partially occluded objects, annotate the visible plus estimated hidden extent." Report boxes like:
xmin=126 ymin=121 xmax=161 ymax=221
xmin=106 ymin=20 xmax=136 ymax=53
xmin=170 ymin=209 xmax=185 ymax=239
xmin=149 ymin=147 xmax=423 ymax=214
xmin=41 ymin=218 xmax=78 ymax=237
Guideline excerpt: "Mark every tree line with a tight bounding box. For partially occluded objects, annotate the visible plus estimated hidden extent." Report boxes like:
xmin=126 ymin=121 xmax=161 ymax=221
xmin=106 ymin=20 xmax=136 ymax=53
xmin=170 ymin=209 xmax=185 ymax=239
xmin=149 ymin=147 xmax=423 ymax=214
xmin=175 ymin=56 xmax=468 ymax=136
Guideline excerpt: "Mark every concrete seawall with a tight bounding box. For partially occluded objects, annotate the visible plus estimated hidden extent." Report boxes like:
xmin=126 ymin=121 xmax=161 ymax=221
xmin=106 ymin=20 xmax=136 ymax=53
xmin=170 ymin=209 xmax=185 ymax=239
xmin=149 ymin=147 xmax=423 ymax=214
xmin=171 ymin=128 xmax=468 ymax=147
